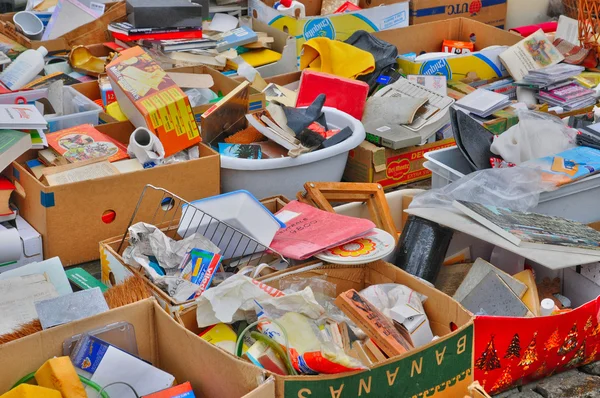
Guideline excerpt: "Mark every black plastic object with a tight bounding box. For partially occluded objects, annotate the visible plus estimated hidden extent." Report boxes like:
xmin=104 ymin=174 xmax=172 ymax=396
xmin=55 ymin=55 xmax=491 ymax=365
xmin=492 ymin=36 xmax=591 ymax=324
xmin=393 ymin=215 xmax=454 ymax=283
xmin=321 ymin=126 xmax=352 ymax=148
xmin=283 ymin=94 xmax=327 ymax=135
xmin=450 ymin=107 xmax=495 ymax=171
xmin=344 ymin=30 xmax=399 ymax=94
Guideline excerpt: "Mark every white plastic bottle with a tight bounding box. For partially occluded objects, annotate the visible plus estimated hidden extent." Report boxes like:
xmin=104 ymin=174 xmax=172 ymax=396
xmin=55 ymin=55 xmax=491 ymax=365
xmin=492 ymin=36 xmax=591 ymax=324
xmin=275 ymin=0 xmax=306 ymax=18
xmin=0 ymin=46 xmax=48 ymax=90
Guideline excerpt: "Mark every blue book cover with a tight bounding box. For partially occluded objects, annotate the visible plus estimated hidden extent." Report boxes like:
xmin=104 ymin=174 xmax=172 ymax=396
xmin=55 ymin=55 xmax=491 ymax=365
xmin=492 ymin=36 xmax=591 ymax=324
xmin=216 ymin=26 xmax=257 ymax=52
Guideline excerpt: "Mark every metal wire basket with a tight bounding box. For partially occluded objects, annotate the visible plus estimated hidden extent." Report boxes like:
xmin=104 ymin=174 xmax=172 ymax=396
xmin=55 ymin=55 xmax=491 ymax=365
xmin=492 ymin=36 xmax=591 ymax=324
xmin=116 ymin=184 xmax=286 ymax=272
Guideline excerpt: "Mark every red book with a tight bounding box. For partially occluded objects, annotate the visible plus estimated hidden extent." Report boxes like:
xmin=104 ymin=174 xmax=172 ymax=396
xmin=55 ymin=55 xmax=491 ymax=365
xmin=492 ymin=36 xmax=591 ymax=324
xmin=296 ymin=70 xmax=369 ymax=120
xmin=111 ymin=30 xmax=203 ymax=42
xmin=270 ymin=200 xmax=375 ymax=260
xmin=142 ymin=382 xmax=195 ymax=397
xmin=0 ymin=175 xmax=15 ymax=216
xmin=46 ymin=124 xmax=129 ymax=163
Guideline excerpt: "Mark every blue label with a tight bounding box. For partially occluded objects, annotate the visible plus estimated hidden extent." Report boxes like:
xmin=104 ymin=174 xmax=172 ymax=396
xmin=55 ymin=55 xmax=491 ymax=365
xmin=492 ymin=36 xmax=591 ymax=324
xmin=419 ymin=59 xmax=452 ymax=79
xmin=303 ymin=18 xmax=335 ymax=41
xmin=72 ymin=335 xmax=110 ymax=374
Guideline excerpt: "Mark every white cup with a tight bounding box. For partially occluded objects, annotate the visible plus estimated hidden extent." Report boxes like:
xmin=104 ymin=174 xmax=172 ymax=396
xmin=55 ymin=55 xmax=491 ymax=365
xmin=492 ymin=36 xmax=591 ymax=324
xmin=13 ymin=12 xmax=44 ymax=41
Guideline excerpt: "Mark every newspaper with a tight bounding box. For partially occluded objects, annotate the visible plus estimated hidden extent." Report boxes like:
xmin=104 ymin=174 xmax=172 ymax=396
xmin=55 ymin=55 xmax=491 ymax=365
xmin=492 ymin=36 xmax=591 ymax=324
xmin=0 ymin=274 xmax=58 ymax=335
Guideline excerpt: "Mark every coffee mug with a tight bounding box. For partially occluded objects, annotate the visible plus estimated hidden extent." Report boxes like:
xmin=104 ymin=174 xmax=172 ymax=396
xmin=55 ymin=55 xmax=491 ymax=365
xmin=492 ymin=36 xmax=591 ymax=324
xmin=13 ymin=12 xmax=44 ymax=41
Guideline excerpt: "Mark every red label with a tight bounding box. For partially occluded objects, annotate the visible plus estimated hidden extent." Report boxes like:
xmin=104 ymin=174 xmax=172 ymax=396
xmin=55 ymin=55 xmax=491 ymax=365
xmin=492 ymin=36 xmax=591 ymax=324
xmin=386 ymin=158 xmax=411 ymax=180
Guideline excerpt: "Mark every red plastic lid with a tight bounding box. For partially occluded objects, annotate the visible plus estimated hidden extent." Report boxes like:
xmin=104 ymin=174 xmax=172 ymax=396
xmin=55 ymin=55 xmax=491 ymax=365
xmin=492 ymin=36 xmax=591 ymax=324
xmin=102 ymin=210 xmax=116 ymax=224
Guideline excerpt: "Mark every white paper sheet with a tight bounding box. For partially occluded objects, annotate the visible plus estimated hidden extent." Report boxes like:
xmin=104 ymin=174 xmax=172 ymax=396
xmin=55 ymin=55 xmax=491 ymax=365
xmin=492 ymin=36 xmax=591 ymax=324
xmin=90 ymin=346 xmax=175 ymax=396
xmin=0 ymin=256 xmax=72 ymax=295
xmin=208 ymin=13 xmax=238 ymax=33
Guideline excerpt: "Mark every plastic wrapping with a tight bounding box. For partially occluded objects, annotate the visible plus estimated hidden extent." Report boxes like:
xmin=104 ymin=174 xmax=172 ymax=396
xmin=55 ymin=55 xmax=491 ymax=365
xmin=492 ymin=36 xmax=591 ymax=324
xmin=490 ymin=110 xmax=577 ymax=165
xmin=256 ymin=302 xmax=367 ymax=374
xmin=410 ymin=166 xmax=558 ymax=212
xmin=185 ymin=88 xmax=218 ymax=107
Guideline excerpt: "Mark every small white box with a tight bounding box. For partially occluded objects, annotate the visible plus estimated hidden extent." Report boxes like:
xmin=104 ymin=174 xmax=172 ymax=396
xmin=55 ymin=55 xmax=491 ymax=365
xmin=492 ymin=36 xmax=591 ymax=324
xmin=0 ymin=215 xmax=43 ymax=273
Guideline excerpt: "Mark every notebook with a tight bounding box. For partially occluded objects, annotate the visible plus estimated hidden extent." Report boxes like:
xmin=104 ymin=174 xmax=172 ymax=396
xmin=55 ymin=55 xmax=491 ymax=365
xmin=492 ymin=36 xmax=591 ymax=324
xmin=270 ymin=201 xmax=375 ymax=260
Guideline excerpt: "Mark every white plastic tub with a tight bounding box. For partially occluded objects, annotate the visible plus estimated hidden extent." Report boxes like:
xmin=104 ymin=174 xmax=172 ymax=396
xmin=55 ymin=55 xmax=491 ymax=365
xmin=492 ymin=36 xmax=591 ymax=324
xmin=178 ymin=190 xmax=285 ymax=259
xmin=424 ymin=146 xmax=600 ymax=223
xmin=220 ymin=107 xmax=366 ymax=199
xmin=0 ymin=86 xmax=102 ymax=132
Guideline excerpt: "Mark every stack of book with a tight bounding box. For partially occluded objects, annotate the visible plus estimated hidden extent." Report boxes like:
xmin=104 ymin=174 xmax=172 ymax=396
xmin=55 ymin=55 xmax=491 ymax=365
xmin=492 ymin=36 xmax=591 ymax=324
xmin=536 ymin=82 xmax=596 ymax=111
xmin=518 ymin=64 xmax=585 ymax=88
xmin=108 ymin=22 xmax=203 ymax=46
xmin=455 ymin=89 xmax=512 ymax=118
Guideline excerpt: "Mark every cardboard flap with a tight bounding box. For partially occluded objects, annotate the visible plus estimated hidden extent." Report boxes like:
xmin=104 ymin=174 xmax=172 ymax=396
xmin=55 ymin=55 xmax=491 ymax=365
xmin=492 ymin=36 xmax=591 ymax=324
xmin=201 ymin=80 xmax=250 ymax=144
xmin=167 ymin=72 xmax=215 ymax=89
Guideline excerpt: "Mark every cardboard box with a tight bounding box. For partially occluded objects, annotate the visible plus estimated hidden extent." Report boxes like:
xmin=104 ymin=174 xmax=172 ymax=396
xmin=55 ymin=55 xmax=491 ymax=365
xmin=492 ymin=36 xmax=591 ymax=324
xmin=5 ymin=121 xmax=220 ymax=266
xmin=0 ymin=2 xmax=126 ymax=52
xmin=373 ymin=18 xmax=521 ymax=81
xmin=0 ymin=298 xmax=270 ymax=398
xmin=251 ymin=20 xmax=298 ymax=79
xmin=343 ymin=138 xmax=456 ymax=189
xmin=0 ymin=215 xmax=43 ymax=272
xmin=176 ymin=260 xmax=475 ymax=398
xmin=410 ymin=0 xmax=507 ymax=28
xmin=99 ymin=196 xmax=288 ymax=316
xmin=250 ymin=0 xmax=409 ymax=58
xmin=166 ymin=65 xmax=267 ymax=119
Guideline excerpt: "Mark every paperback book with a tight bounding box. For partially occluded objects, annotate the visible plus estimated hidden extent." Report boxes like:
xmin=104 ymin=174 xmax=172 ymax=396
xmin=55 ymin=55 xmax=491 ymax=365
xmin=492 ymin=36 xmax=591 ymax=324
xmin=47 ymin=124 xmax=128 ymax=163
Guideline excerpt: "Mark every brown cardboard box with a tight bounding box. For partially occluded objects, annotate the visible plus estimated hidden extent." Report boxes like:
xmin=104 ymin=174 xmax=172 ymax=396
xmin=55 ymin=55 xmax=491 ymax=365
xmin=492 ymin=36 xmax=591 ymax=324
xmin=343 ymin=138 xmax=456 ymax=189
xmin=410 ymin=0 xmax=507 ymax=28
xmin=166 ymin=65 xmax=267 ymax=117
xmin=0 ymin=2 xmax=126 ymax=52
xmin=6 ymin=121 xmax=220 ymax=266
xmin=99 ymin=195 xmax=288 ymax=315
xmin=375 ymin=18 xmax=521 ymax=81
xmin=0 ymin=298 xmax=270 ymax=398
xmin=175 ymin=260 xmax=475 ymax=398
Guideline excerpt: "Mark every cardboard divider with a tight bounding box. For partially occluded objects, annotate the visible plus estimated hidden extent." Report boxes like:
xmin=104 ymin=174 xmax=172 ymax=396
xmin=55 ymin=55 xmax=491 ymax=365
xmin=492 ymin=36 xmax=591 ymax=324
xmin=5 ymin=121 xmax=220 ymax=266
xmin=0 ymin=298 xmax=269 ymax=398
xmin=175 ymin=260 xmax=475 ymax=398
xmin=409 ymin=0 xmax=507 ymax=28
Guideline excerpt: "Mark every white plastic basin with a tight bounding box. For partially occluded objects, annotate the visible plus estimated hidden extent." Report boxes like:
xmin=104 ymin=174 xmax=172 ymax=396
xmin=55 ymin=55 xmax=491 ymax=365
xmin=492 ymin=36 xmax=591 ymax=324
xmin=219 ymin=107 xmax=366 ymax=199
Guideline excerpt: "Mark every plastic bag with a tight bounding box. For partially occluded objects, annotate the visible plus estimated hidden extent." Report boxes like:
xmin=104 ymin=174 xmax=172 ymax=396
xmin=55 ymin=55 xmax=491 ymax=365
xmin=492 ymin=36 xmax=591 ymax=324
xmin=185 ymin=88 xmax=218 ymax=107
xmin=255 ymin=302 xmax=367 ymax=374
xmin=409 ymin=166 xmax=558 ymax=212
xmin=490 ymin=110 xmax=577 ymax=165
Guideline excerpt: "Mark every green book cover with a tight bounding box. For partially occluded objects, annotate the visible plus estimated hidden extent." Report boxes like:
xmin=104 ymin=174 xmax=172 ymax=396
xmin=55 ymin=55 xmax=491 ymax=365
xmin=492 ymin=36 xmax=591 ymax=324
xmin=0 ymin=129 xmax=32 ymax=171
xmin=66 ymin=268 xmax=109 ymax=292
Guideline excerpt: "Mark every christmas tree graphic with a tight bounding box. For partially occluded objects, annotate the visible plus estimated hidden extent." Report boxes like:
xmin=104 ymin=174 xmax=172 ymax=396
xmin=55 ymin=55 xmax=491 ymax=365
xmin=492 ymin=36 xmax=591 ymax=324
xmin=491 ymin=366 xmax=513 ymax=393
xmin=545 ymin=328 xmax=561 ymax=351
xmin=566 ymin=341 xmax=586 ymax=368
xmin=476 ymin=335 xmax=502 ymax=373
xmin=585 ymin=344 xmax=599 ymax=364
xmin=504 ymin=333 xmax=521 ymax=359
xmin=585 ymin=316 xmax=593 ymax=331
xmin=557 ymin=323 xmax=579 ymax=356
xmin=533 ymin=361 xmax=548 ymax=379
xmin=518 ymin=332 xmax=538 ymax=370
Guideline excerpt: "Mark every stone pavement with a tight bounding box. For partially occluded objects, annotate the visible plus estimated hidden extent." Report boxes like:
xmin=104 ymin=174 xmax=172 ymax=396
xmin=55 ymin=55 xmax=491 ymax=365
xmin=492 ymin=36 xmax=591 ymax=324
xmin=496 ymin=363 xmax=600 ymax=397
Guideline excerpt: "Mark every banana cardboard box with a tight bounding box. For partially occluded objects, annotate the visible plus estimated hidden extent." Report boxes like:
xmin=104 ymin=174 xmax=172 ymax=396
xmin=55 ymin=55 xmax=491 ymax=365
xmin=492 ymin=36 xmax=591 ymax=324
xmin=373 ymin=18 xmax=521 ymax=81
xmin=250 ymin=0 xmax=409 ymax=60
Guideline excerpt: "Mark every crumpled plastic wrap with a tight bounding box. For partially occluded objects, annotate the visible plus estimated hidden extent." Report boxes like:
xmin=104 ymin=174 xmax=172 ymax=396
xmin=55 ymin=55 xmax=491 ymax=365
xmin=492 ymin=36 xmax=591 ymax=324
xmin=360 ymin=283 xmax=433 ymax=347
xmin=122 ymin=222 xmax=220 ymax=300
xmin=490 ymin=110 xmax=577 ymax=165
xmin=195 ymin=274 xmax=325 ymax=327
xmin=409 ymin=166 xmax=558 ymax=212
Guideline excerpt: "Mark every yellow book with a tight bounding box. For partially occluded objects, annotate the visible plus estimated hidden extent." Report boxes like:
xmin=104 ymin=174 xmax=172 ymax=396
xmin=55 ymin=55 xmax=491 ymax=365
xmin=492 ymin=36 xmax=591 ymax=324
xmin=229 ymin=49 xmax=282 ymax=68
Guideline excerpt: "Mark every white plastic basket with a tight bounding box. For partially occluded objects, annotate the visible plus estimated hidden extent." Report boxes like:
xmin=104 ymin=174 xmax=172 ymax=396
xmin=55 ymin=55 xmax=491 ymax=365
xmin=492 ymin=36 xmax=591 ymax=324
xmin=424 ymin=146 xmax=600 ymax=223
xmin=0 ymin=86 xmax=102 ymax=132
